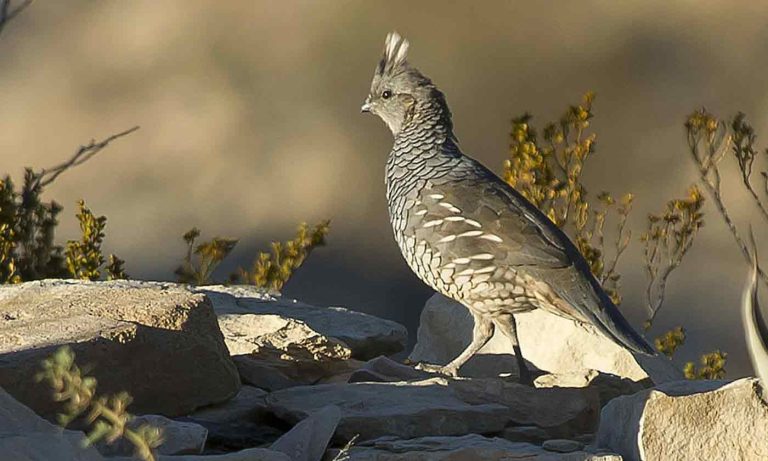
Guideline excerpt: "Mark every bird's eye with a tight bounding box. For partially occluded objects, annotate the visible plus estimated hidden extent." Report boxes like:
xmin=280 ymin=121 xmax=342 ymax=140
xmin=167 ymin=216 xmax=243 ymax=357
xmin=382 ymin=90 xmax=392 ymax=99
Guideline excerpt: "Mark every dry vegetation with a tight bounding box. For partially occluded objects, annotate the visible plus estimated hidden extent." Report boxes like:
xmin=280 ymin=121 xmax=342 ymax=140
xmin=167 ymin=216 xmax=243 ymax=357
xmin=503 ymin=93 xmax=723 ymax=378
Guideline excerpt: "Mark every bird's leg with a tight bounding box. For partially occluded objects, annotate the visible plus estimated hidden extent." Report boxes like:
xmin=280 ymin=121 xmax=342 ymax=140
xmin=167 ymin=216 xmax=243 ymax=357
xmin=417 ymin=312 xmax=494 ymax=377
xmin=494 ymin=313 xmax=532 ymax=385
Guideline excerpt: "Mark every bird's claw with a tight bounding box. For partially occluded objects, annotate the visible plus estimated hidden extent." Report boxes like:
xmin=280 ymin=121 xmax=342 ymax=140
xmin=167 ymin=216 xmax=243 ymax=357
xmin=414 ymin=362 xmax=459 ymax=377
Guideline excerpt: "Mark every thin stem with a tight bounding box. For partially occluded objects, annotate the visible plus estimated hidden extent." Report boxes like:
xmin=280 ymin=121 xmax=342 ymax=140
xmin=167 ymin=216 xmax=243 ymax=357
xmin=37 ymin=126 xmax=140 ymax=188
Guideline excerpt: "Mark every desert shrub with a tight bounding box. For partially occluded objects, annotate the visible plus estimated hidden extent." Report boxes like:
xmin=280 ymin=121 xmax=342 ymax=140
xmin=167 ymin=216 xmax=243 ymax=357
xmin=65 ymin=199 xmax=127 ymax=281
xmin=677 ymin=108 xmax=768 ymax=380
xmin=175 ymin=220 xmax=330 ymax=291
xmin=0 ymin=171 xmax=66 ymax=283
xmin=236 ymin=220 xmax=330 ymax=292
xmin=685 ymin=109 xmax=768 ymax=282
xmin=640 ymin=187 xmax=704 ymax=328
xmin=504 ymin=92 xmax=630 ymax=305
xmin=683 ymin=350 xmax=728 ymax=380
xmin=0 ymin=127 xmax=136 ymax=285
xmin=174 ymin=228 xmax=238 ymax=285
xmin=503 ymin=93 xmax=722 ymax=377
xmin=36 ymin=346 xmax=163 ymax=461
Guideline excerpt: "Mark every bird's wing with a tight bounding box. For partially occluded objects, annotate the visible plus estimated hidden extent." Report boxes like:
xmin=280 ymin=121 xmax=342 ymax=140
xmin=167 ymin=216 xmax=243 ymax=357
xmin=407 ymin=159 xmax=594 ymax=320
xmin=408 ymin=156 xmax=653 ymax=354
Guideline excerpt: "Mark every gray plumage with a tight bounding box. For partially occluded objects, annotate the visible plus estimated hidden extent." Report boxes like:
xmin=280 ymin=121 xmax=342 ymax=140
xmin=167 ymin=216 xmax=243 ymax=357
xmin=362 ymin=32 xmax=654 ymax=382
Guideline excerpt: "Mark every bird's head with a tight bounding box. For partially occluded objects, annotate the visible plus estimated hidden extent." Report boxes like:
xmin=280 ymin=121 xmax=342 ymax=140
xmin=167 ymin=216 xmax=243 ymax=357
xmin=361 ymin=32 xmax=448 ymax=137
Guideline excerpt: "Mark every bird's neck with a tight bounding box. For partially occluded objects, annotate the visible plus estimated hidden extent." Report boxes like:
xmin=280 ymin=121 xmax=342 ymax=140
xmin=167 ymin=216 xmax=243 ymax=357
xmin=386 ymin=98 xmax=460 ymax=196
xmin=393 ymin=98 xmax=455 ymax=154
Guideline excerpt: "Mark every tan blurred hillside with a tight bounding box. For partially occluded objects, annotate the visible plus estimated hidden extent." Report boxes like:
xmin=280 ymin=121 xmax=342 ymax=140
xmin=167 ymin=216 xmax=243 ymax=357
xmin=2 ymin=0 xmax=767 ymax=376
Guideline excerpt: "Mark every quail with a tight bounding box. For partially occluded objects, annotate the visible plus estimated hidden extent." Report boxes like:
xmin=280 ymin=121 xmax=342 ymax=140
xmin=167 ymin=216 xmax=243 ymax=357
xmin=361 ymin=32 xmax=655 ymax=384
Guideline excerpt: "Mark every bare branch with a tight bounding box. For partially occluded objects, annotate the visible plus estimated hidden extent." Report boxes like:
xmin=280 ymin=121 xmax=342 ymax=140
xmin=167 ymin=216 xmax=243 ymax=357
xmin=0 ymin=0 xmax=33 ymax=37
xmin=36 ymin=126 xmax=140 ymax=188
xmin=685 ymin=110 xmax=768 ymax=285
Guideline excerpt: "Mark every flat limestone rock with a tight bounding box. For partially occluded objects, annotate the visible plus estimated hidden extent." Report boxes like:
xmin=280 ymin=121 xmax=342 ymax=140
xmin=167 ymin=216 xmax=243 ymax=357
xmin=154 ymin=448 xmax=291 ymax=461
xmin=201 ymin=285 xmax=408 ymax=359
xmin=270 ymin=405 xmax=341 ymax=461
xmin=446 ymin=378 xmax=599 ymax=436
xmin=219 ymin=312 xmax=363 ymax=391
xmin=0 ymin=386 xmax=104 ymax=461
xmin=534 ymin=370 xmax=648 ymax=407
xmin=348 ymin=356 xmax=434 ymax=383
xmin=325 ymin=434 xmax=622 ymax=461
xmin=189 ymin=385 xmax=269 ymax=424
xmin=185 ymin=386 xmax=284 ymax=454
xmin=0 ymin=280 xmax=240 ymax=418
xmin=410 ymin=294 xmax=679 ymax=384
xmin=266 ymin=378 xmax=511 ymax=441
xmin=266 ymin=376 xmax=598 ymax=441
xmin=597 ymin=378 xmax=768 ymax=461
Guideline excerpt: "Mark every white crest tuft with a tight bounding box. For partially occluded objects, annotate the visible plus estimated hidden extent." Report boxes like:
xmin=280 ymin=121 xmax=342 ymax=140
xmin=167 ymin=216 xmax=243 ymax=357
xmin=379 ymin=31 xmax=409 ymax=75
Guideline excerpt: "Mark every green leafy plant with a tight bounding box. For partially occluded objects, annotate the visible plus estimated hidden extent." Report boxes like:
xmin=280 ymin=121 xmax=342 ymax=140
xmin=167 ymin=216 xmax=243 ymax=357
xmin=174 ymin=228 xmax=238 ymax=285
xmin=64 ymin=200 xmax=127 ymax=281
xmin=36 ymin=346 xmax=163 ymax=461
xmin=237 ymin=220 xmax=330 ymax=292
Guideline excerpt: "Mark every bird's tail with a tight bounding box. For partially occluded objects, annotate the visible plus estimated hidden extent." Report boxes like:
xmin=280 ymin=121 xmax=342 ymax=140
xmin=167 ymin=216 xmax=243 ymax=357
xmin=554 ymin=260 xmax=656 ymax=355
xmin=593 ymin=301 xmax=656 ymax=356
xmin=585 ymin=281 xmax=656 ymax=356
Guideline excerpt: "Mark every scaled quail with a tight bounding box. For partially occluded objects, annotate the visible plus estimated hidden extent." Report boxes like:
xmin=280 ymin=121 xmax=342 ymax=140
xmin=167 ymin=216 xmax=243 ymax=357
xmin=362 ymin=32 xmax=655 ymax=384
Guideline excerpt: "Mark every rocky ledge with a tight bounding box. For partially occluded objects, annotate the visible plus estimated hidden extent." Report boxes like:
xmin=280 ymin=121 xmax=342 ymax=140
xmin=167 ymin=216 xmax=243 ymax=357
xmin=0 ymin=280 xmax=765 ymax=460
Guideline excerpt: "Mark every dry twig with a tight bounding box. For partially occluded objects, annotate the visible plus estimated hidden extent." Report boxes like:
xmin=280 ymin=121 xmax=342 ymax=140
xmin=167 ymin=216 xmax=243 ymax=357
xmin=0 ymin=0 xmax=32 ymax=37
xmin=37 ymin=126 xmax=140 ymax=188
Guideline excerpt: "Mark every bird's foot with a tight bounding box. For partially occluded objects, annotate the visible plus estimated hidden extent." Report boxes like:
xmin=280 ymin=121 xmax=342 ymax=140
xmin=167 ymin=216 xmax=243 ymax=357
xmin=414 ymin=362 xmax=459 ymax=377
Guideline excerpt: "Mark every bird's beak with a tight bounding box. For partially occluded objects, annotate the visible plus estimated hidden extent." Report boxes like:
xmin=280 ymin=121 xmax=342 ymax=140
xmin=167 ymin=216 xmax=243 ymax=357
xmin=361 ymin=98 xmax=372 ymax=113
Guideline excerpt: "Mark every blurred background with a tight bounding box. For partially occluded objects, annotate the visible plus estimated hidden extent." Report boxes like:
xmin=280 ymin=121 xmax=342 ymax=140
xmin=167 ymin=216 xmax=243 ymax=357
xmin=1 ymin=0 xmax=767 ymax=376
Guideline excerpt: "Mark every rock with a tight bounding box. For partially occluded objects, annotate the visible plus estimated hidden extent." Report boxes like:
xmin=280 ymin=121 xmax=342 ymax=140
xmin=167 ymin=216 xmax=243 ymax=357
xmin=410 ymin=294 xmax=679 ymax=384
xmin=186 ymin=386 xmax=284 ymax=453
xmin=231 ymin=347 xmax=363 ymax=392
xmin=324 ymin=434 xmax=622 ymax=460
xmin=266 ymin=378 xmax=512 ymax=441
xmin=0 ymin=386 xmax=104 ymax=461
xmin=201 ymin=285 xmax=408 ymax=359
xmin=534 ymin=370 xmax=648 ymax=407
xmin=270 ymin=405 xmax=341 ymax=461
xmin=189 ymin=386 xmax=269 ymax=424
xmin=155 ymin=448 xmax=291 ymax=461
xmin=219 ymin=313 xmax=352 ymax=359
xmin=233 ymin=355 xmax=300 ymax=391
xmin=543 ymin=439 xmax=585 ymax=453
xmin=267 ymin=376 xmax=598 ymax=441
xmin=499 ymin=425 xmax=551 ymax=443
xmin=447 ymin=378 xmax=599 ymax=437
xmin=181 ymin=419 xmax=284 ymax=455
xmin=95 ymin=414 xmax=207 ymax=456
xmin=597 ymin=378 xmax=768 ymax=461
xmin=0 ymin=280 xmax=239 ymax=418
xmin=348 ymin=356 xmax=433 ymax=383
